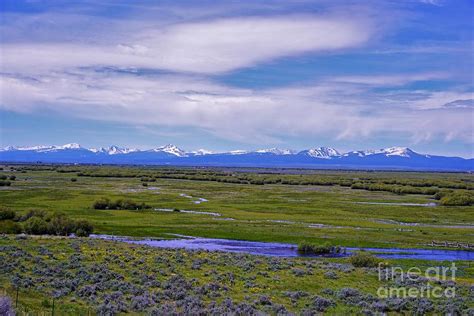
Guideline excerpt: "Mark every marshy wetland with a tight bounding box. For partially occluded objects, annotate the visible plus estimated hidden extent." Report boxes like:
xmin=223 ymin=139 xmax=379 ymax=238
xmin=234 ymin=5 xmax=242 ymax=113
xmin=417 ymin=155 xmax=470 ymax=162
xmin=0 ymin=164 xmax=473 ymax=314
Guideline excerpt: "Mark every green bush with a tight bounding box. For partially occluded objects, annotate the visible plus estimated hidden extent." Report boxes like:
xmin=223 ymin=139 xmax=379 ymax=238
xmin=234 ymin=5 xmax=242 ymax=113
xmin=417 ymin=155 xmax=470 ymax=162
xmin=298 ymin=242 xmax=340 ymax=255
xmin=70 ymin=178 xmax=77 ymax=182
xmin=433 ymin=191 xmax=450 ymax=200
xmin=0 ymin=220 xmax=22 ymax=234
xmin=74 ymin=220 xmax=94 ymax=237
xmin=24 ymin=217 xmax=49 ymax=235
xmin=0 ymin=208 xmax=16 ymax=220
xmin=13 ymin=211 xmax=95 ymax=236
xmin=93 ymin=198 xmax=150 ymax=210
xmin=349 ymin=251 xmax=380 ymax=267
xmin=440 ymin=193 xmax=474 ymax=206
xmin=47 ymin=213 xmax=75 ymax=235
xmin=93 ymin=198 xmax=111 ymax=210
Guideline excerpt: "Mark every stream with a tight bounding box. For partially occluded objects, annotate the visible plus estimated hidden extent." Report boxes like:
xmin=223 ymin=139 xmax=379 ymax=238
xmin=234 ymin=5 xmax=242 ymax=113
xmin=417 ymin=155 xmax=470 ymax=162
xmin=90 ymin=235 xmax=473 ymax=261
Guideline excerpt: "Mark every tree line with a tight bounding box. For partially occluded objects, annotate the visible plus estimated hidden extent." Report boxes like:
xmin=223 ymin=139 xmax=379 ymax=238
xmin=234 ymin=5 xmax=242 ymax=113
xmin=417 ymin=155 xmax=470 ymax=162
xmin=0 ymin=209 xmax=94 ymax=236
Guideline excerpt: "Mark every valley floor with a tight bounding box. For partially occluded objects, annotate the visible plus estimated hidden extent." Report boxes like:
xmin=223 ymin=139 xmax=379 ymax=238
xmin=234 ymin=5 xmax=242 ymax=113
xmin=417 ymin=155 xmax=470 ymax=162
xmin=0 ymin=165 xmax=473 ymax=314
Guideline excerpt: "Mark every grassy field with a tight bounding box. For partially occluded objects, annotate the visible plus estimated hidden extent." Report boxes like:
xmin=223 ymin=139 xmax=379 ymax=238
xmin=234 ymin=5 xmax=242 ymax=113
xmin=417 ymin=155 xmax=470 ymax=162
xmin=1 ymin=165 xmax=473 ymax=248
xmin=1 ymin=236 xmax=473 ymax=315
xmin=0 ymin=164 xmax=473 ymax=314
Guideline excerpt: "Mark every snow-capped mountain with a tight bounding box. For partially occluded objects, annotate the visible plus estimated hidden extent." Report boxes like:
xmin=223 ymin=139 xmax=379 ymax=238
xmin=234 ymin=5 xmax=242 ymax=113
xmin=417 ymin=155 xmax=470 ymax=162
xmin=149 ymin=144 xmax=187 ymax=157
xmin=91 ymin=146 xmax=138 ymax=155
xmin=344 ymin=147 xmax=425 ymax=158
xmin=381 ymin=147 xmax=417 ymax=158
xmin=228 ymin=150 xmax=250 ymax=155
xmin=57 ymin=143 xmax=83 ymax=150
xmin=255 ymin=148 xmax=296 ymax=155
xmin=0 ymin=143 xmax=472 ymax=171
xmin=299 ymin=147 xmax=341 ymax=159
xmin=190 ymin=149 xmax=215 ymax=156
xmin=2 ymin=143 xmax=84 ymax=152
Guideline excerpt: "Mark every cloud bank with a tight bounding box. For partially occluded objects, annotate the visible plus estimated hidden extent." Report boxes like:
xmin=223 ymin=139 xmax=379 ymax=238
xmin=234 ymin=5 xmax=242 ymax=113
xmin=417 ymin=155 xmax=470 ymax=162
xmin=1 ymin=15 xmax=372 ymax=74
xmin=0 ymin=2 xmax=472 ymax=151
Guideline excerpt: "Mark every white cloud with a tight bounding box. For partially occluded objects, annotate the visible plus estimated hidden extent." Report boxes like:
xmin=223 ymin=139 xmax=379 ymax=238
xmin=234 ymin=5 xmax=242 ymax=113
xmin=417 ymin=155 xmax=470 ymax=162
xmin=145 ymin=16 xmax=372 ymax=73
xmin=1 ymin=15 xmax=372 ymax=74
xmin=1 ymin=70 xmax=472 ymax=144
xmin=0 ymin=6 xmax=472 ymax=148
xmin=408 ymin=91 xmax=474 ymax=110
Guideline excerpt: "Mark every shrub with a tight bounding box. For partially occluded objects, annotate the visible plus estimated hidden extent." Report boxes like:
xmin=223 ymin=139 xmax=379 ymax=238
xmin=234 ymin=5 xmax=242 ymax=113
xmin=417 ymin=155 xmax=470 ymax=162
xmin=349 ymin=251 xmax=380 ymax=268
xmin=74 ymin=220 xmax=94 ymax=237
xmin=313 ymin=296 xmax=335 ymax=312
xmin=324 ymin=271 xmax=338 ymax=279
xmin=70 ymin=178 xmax=77 ymax=182
xmin=24 ymin=217 xmax=49 ymax=235
xmin=0 ymin=180 xmax=11 ymax=186
xmin=93 ymin=198 xmax=150 ymax=210
xmin=9 ymin=176 xmax=16 ymax=181
xmin=0 ymin=221 xmax=22 ymax=234
xmin=439 ymin=192 xmax=474 ymax=206
xmin=0 ymin=208 xmax=16 ymax=220
xmin=14 ymin=211 xmax=93 ymax=236
xmin=0 ymin=296 xmax=15 ymax=316
xmin=298 ymin=242 xmax=340 ymax=255
xmin=93 ymin=198 xmax=111 ymax=210
xmin=46 ymin=213 xmax=76 ymax=235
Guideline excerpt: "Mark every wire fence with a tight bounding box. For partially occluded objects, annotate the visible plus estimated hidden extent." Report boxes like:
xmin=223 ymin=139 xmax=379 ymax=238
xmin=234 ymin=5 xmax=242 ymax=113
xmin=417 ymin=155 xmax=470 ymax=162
xmin=1 ymin=287 xmax=94 ymax=316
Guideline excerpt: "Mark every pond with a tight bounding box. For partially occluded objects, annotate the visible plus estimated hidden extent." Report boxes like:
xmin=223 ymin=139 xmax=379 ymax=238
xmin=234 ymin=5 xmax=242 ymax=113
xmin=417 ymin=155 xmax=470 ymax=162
xmin=90 ymin=235 xmax=474 ymax=261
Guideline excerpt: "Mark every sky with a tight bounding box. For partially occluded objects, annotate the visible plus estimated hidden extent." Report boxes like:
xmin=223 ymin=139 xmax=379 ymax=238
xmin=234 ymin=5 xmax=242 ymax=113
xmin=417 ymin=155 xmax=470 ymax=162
xmin=0 ymin=0 xmax=473 ymax=157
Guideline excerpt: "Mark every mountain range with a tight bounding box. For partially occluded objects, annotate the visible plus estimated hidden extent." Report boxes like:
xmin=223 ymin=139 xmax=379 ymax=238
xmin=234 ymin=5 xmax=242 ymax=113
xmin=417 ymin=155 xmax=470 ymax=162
xmin=0 ymin=143 xmax=472 ymax=171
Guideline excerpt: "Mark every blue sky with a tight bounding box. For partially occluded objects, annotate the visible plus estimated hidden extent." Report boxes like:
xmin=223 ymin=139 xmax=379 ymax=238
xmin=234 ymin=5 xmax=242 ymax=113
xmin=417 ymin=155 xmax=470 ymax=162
xmin=0 ymin=0 xmax=473 ymax=157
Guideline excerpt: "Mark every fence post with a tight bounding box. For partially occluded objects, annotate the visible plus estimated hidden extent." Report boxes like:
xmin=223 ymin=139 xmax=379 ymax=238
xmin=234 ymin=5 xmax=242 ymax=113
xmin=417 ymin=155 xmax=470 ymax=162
xmin=52 ymin=298 xmax=55 ymax=316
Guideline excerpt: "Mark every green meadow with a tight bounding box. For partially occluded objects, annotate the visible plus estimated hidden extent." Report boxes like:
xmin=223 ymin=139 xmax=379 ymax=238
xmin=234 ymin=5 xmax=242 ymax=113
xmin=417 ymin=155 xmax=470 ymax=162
xmin=1 ymin=165 xmax=473 ymax=248
xmin=0 ymin=164 xmax=473 ymax=314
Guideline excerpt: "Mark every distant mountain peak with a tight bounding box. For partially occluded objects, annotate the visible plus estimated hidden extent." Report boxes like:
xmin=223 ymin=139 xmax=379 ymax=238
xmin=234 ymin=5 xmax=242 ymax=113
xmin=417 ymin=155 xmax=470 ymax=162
xmin=17 ymin=145 xmax=55 ymax=151
xmin=255 ymin=148 xmax=296 ymax=155
xmin=57 ymin=143 xmax=83 ymax=150
xmin=345 ymin=147 xmax=416 ymax=158
xmin=0 ymin=146 xmax=16 ymax=151
xmin=300 ymin=147 xmax=341 ymax=159
xmin=228 ymin=150 xmax=250 ymax=155
xmin=2 ymin=143 xmax=84 ymax=152
xmin=93 ymin=145 xmax=138 ymax=155
xmin=381 ymin=147 xmax=414 ymax=157
xmin=152 ymin=144 xmax=187 ymax=157
xmin=0 ymin=143 xmax=471 ymax=170
xmin=190 ymin=149 xmax=215 ymax=156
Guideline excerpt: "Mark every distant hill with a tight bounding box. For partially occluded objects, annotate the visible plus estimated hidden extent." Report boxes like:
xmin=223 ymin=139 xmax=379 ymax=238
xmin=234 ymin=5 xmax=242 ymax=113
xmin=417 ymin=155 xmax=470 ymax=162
xmin=1 ymin=143 xmax=472 ymax=171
